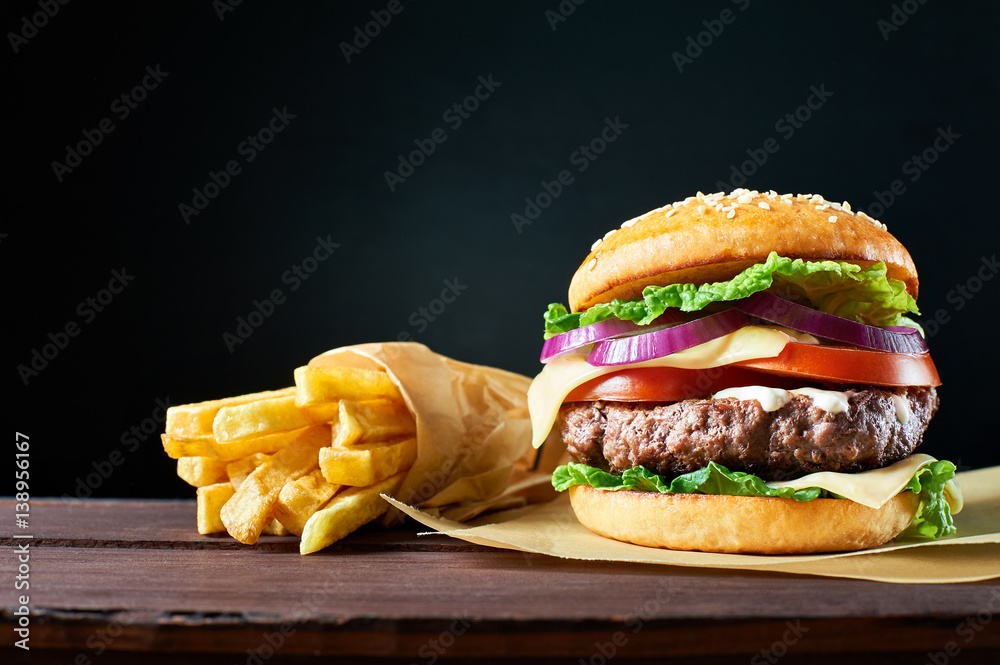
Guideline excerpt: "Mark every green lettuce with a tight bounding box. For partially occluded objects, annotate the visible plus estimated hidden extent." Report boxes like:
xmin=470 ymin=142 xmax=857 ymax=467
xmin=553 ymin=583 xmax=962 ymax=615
xmin=901 ymin=460 xmax=958 ymax=539
xmin=552 ymin=461 xmax=823 ymax=501
xmin=543 ymin=253 xmax=920 ymax=338
xmin=552 ymin=460 xmax=958 ymax=540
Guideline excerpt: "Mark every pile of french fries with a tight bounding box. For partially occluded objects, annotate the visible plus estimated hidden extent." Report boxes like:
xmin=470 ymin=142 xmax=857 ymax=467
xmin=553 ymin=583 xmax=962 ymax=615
xmin=161 ymin=365 xmax=418 ymax=554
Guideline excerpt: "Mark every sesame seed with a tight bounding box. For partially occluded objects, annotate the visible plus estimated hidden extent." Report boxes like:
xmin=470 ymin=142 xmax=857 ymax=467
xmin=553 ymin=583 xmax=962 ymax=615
xmin=736 ymin=194 xmax=752 ymax=204
xmin=604 ymin=229 xmax=616 ymax=240
xmin=758 ymin=201 xmax=770 ymax=210
xmin=591 ymin=239 xmax=602 ymax=251
xmin=843 ymin=201 xmax=852 ymax=212
xmin=727 ymin=209 xmax=736 ymax=219
xmin=828 ymin=215 xmax=837 ymax=223
xmin=698 ymin=205 xmax=706 ymax=215
xmin=665 ymin=208 xmax=678 ymax=218
xmin=587 ymin=257 xmax=597 ymax=271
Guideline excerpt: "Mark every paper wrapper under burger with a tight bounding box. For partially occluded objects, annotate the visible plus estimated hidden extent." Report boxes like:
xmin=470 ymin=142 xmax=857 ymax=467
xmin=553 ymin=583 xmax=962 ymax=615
xmin=309 ymin=342 xmax=562 ymax=523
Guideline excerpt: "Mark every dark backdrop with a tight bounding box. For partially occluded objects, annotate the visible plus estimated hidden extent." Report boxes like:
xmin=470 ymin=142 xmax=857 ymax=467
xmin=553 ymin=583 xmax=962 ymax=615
xmin=8 ymin=1 xmax=999 ymax=498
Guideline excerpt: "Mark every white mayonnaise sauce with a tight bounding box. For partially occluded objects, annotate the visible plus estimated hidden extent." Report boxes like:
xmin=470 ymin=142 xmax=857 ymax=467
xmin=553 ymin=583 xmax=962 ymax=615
xmin=712 ymin=386 xmax=792 ymax=412
xmin=712 ymin=386 xmax=851 ymax=414
xmin=789 ymin=387 xmax=850 ymax=414
xmin=891 ymin=393 xmax=912 ymax=425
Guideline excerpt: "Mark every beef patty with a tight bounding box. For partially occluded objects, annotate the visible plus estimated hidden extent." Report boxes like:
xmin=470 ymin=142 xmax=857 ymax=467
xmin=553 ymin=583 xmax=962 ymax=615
xmin=559 ymin=387 xmax=938 ymax=481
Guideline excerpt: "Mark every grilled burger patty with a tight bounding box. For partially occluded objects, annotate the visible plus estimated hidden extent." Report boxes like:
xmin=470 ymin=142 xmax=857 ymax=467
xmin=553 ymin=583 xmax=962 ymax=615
xmin=559 ymin=387 xmax=939 ymax=482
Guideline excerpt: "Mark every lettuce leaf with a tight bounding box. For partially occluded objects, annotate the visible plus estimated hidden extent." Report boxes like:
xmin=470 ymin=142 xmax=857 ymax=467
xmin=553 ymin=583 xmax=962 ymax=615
xmin=552 ymin=459 xmax=958 ymax=540
xmin=543 ymin=303 xmax=582 ymax=337
xmin=543 ymin=253 xmax=919 ymax=338
xmin=901 ymin=460 xmax=957 ymax=539
xmin=551 ymin=462 xmax=823 ymax=501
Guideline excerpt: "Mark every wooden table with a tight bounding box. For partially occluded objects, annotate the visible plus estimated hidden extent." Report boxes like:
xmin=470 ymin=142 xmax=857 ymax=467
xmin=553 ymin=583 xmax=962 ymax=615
xmin=2 ymin=499 xmax=999 ymax=664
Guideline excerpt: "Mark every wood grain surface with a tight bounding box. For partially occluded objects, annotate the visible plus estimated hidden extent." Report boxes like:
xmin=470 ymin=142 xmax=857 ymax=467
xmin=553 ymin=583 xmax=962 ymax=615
xmin=2 ymin=499 xmax=999 ymax=664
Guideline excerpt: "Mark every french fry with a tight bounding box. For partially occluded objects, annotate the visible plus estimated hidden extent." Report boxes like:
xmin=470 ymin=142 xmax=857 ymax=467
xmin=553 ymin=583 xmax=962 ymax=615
xmin=319 ymin=437 xmax=417 ymax=487
xmin=294 ymin=365 xmax=402 ymax=406
xmin=161 ymin=434 xmax=216 ymax=460
xmin=263 ymin=520 xmax=291 ymax=536
xmin=197 ymin=482 xmax=235 ymax=534
xmin=226 ymin=452 xmax=272 ymax=490
xmin=219 ymin=454 xmax=289 ymax=536
xmin=299 ymin=471 xmax=406 ymax=554
xmin=165 ymin=429 xmax=309 ymax=461
xmin=177 ymin=457 xmax=229 ymax=487
xmin=166 ymin=387 xmax=296 ymax=439
xmin=168 ymin=356 xmax=432 ymax=552
xmin=274 ymin=469 xmax=342 ymax=536
xmin=220 ymin=426 xmax=330 ymax=544
xmin=213 ymin=396 xmax=340 ymax=442
xmin=332 ymin=399 xmax=415 ymax=448
xmin=211 ymin=427 xmax=308 ymax=462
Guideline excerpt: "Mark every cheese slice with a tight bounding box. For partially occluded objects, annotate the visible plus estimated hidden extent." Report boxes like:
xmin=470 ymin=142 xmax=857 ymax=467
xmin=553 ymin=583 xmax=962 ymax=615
xmin=528 ymin=325 xmax=791 ymax=449
xmin=768 ymin=454 xmax=963 ymax=513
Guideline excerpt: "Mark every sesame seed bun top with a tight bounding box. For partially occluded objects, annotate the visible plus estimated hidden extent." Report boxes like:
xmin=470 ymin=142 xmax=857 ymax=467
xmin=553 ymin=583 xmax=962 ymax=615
xmin=568 ymin=189 xmax=919 ymax=313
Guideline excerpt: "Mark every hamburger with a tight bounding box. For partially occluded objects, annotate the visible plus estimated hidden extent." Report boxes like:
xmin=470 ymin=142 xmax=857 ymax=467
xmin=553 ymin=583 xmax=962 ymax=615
xmin=528 ymin=188 xmax=961 ymax=554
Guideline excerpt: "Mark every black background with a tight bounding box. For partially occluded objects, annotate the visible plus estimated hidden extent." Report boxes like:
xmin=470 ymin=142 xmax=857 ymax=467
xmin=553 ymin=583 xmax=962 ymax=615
xmin=8 ymin=1 xmax=999 ymax=499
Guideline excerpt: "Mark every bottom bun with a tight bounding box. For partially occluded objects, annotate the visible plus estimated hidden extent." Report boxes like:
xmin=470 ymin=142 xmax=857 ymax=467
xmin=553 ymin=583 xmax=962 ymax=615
xmin=568 ymin=484 xmax=921 ymax=554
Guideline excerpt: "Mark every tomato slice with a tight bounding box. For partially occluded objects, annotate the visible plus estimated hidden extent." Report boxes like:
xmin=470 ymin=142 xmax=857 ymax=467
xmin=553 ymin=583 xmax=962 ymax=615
xmin=735 ymin=341 xmax=941 ymax=387
xmin=565 ymin=366 xmax=804 ymax=402
xmin=565 ymin=343 xmax=941 ymax=402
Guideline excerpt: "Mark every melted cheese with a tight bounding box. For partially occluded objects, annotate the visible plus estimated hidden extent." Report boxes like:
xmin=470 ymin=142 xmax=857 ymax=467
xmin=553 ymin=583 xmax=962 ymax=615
xmin=528 ymin=325 xmax=791 ymax=449
xmin=767 ymin=454 xmax=963 ymax=513
xmin=757 ymin=325 xmax=820 ymax=345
